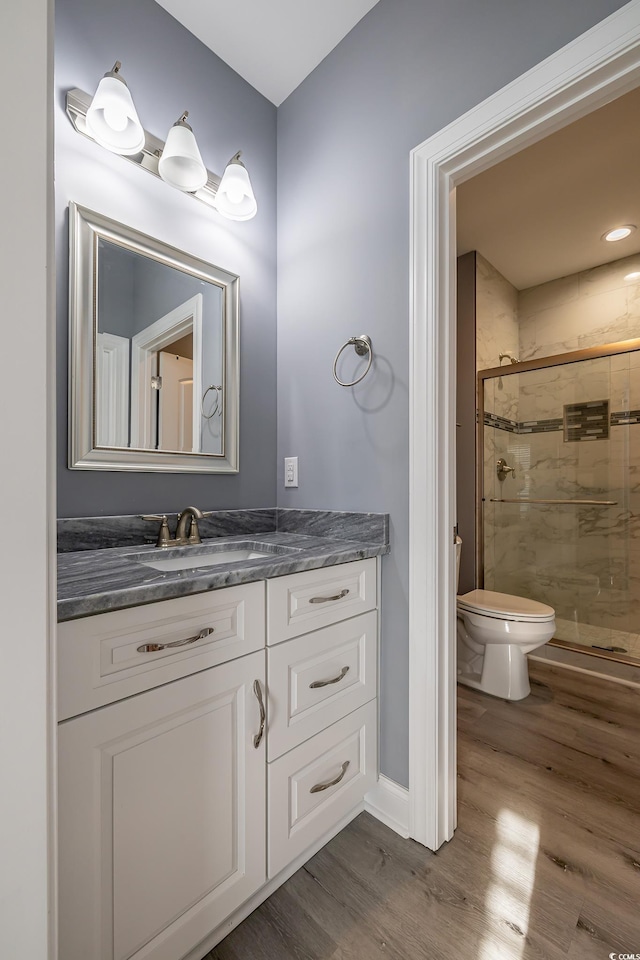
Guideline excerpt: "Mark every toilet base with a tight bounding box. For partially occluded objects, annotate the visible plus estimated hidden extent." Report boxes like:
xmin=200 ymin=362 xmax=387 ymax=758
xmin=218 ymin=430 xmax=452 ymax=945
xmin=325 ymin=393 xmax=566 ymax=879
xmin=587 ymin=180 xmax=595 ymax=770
xmin=458 ymin=642 xmax=532 ymax=701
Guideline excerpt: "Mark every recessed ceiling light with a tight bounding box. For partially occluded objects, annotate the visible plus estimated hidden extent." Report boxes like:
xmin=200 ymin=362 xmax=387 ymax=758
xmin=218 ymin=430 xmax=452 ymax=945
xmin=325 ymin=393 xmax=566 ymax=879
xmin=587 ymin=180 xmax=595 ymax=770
xmin=624 ymin=270 xmax=640 ymax=282
xmin=602 ymin=225 xmax=637 ymax=242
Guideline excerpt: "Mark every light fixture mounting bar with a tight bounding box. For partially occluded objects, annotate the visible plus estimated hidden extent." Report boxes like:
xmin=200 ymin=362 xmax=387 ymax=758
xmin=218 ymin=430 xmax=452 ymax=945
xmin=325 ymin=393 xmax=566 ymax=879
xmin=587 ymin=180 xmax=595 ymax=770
xmin=66 ymin=88 xmax=222 ymax=207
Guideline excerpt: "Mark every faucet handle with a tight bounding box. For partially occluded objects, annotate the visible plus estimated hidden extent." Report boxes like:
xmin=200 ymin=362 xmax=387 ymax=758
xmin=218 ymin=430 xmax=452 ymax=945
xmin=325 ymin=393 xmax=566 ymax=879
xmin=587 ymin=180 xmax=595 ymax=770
xmin=187 ymin=516 xmax=202 ymax=545
xmin=141 ymin=514 xmax=172 ymax=548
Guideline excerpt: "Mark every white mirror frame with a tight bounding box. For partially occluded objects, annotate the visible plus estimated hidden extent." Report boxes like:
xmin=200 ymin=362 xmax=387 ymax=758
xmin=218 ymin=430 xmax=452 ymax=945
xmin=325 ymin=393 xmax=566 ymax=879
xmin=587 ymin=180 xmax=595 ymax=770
xmin=68 ymin=202 xmax=239 ymax=473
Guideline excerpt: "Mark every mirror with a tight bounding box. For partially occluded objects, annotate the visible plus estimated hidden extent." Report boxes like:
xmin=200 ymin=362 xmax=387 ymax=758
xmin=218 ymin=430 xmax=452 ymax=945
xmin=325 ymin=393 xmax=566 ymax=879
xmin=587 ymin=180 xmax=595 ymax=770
xmin=69 ymin=203 xmax=239 ymax=472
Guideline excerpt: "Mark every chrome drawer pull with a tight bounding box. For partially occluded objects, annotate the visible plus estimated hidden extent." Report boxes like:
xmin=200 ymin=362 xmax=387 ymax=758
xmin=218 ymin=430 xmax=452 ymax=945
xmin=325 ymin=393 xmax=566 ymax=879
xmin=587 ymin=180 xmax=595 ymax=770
xmin=309 ymin=666 xmax=350 ymax=689
xmin=136 ymin=626 xmax=214 ymax=654
xmin=253 ymin=679 xmax=266 ymax=749
xmin=310 ymin=760 xmax=350 ymax=794
xmin=309 ymin=588 xmax=349 ymax=604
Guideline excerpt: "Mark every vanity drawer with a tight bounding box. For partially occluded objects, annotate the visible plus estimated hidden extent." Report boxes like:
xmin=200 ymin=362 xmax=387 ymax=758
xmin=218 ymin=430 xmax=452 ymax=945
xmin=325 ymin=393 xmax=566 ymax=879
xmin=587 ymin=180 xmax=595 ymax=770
xmin=57 ymin=582 xmax=265 ymax=720
xmin=267 ymin=700 xmax=377 ymax=878
xmin=267 ymin=611 xmax=377 ymax=760
xmin=267 ymin=559 xmax=376 ymax=644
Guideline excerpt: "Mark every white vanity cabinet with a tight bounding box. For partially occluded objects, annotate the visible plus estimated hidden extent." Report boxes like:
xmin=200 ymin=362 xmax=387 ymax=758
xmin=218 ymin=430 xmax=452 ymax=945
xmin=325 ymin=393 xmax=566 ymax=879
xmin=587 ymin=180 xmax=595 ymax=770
xmin=57 ymin=558 xmax=380 ymax=960
xmin=57 ymin=585 xmax=267 ymax=960
xmin=265 ymin=559 xmax=378 ymax=877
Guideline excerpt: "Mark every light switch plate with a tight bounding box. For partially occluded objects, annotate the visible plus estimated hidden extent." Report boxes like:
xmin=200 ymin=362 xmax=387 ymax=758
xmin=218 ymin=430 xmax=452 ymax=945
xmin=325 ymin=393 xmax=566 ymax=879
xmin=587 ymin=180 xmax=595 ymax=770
xmin=284 ymin=456 xmax=298 ymax=488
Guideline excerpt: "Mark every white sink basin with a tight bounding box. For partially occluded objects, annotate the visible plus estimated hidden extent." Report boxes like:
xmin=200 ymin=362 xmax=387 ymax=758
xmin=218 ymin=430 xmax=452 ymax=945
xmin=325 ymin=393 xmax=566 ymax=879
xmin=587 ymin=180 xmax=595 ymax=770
xmin=138 ymin=549 xmax=272 ymax=572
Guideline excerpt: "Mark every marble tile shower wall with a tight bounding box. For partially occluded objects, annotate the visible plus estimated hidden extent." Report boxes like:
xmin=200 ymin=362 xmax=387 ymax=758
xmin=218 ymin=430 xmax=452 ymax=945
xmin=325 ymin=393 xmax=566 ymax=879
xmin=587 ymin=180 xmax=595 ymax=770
xmin=476 ymin=252 xmax=519 ymax=419
xmin=477 ymin=253 xmax=640 ymax=636
xmin=476 ymin=254 xmax=521 ymax=582
xmin=519 ymin=253 xmax=640 ymax=361
xmin=486 ymin=425 xmax=640 ymax=635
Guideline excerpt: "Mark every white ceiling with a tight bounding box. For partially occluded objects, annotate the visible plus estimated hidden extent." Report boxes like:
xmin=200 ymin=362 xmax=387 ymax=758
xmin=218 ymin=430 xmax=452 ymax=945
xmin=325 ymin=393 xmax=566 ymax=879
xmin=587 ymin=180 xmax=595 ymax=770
xmin=456 ymin=85 xmax=640 ymax=290
xmin=154 ymin=0 xmax=381 ymax=106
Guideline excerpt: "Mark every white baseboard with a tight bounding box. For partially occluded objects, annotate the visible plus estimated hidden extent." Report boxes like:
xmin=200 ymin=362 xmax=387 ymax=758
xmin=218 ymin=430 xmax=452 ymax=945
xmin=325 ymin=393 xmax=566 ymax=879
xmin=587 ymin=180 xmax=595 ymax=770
xmin=364 ymin=775 xmax=410 ymax=838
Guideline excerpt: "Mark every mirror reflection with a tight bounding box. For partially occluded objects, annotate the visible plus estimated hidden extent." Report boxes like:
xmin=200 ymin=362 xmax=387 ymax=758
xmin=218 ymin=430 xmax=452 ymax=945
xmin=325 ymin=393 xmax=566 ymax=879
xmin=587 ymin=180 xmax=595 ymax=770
xmin=96 ymin=239 xmax=224 ymax=455
xmin=69 ymin=202 xmax=239 ymax=474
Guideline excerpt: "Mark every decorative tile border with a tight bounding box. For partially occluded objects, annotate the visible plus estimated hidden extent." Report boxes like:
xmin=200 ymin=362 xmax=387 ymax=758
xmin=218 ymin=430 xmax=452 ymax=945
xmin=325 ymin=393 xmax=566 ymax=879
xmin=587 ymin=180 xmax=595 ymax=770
xmin=483 ymin=412 xmax=519 ymax=433
xmin=611 ymin=408 xmax=640 ymax=426
xmin=485 ymin=409 xmax=640 ymax=436
xmin=517 ymin=417 xmax=564 ymax=435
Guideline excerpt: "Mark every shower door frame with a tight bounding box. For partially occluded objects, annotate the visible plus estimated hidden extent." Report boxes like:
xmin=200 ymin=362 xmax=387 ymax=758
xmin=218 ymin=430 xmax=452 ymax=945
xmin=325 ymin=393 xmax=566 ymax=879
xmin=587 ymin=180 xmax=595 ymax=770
xmin=476 ymin=337 xmax=640 ymax=664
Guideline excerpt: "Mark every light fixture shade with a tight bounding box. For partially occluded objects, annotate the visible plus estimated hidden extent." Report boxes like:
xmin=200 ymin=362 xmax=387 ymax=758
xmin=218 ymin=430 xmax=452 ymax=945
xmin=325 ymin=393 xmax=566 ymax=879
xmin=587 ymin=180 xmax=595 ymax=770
xmin=85 ymin=64 xmax=145 ymax=156
xmin=213 ymin=153 xmax=257 ymax=221
xmin=158 ymin=114 xmax=208 ymax=192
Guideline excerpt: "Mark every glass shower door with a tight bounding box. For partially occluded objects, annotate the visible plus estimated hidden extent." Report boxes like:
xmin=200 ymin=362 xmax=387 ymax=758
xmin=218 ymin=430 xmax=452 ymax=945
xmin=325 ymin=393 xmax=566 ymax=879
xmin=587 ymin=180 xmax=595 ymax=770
xmin=481 ymin=346 xmax=639 ymax=663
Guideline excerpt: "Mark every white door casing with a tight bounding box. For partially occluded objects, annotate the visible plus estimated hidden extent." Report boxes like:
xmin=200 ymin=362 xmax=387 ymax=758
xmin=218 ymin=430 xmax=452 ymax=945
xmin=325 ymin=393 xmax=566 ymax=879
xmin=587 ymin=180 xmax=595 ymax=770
xmin=130 ymin=294 xmax=202 ymax=450
xmin=409 ymin=1 xmax=640 ymax=850
xmin=158 ymin=352 xmax=195 ymax=452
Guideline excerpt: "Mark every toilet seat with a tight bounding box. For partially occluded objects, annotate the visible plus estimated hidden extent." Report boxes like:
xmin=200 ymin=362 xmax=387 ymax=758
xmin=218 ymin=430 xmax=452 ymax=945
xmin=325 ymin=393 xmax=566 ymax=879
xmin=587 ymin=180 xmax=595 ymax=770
xmin=457 ymin=589 xmax=555 ymax=623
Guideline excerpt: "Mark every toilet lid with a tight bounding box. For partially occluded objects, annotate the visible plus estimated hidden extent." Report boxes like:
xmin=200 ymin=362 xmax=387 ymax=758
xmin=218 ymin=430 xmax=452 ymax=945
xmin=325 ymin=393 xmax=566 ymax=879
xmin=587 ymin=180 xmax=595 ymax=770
xmin=457 ymin=589 xmax=555 ymax=622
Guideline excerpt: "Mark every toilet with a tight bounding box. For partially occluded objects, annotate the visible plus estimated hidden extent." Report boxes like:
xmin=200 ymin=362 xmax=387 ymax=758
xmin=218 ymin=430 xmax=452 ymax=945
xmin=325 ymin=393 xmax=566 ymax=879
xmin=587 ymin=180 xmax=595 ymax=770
xmin=455 ymin=538 xmax=555 ymax=700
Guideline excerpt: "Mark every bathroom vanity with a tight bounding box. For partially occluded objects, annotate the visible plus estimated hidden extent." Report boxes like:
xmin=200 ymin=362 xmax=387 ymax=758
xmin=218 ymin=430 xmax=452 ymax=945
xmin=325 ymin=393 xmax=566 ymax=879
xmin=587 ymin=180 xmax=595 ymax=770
xmin=56 ymin=515 xmax=387 ymax=960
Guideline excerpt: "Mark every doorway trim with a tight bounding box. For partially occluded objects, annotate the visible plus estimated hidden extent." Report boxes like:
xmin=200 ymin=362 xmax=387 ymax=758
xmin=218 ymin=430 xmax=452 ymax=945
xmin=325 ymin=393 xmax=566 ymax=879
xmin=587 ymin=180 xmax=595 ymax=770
xmin=408 ymin=1 xmax=640 ymax=850
xmin=130 ymin=294 xmax=203 ymax=451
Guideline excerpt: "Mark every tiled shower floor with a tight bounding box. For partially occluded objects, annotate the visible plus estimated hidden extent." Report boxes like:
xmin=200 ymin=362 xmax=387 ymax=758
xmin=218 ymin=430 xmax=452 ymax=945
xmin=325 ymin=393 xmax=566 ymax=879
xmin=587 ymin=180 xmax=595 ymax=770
xmin=553 ymin=616 xmax=640 ymax=661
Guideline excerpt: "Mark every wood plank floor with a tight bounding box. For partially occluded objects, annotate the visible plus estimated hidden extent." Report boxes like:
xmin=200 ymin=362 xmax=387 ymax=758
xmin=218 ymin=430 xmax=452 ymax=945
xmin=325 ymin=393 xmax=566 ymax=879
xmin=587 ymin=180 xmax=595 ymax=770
xmin=205 ymin=661 xmax=640 ymax=960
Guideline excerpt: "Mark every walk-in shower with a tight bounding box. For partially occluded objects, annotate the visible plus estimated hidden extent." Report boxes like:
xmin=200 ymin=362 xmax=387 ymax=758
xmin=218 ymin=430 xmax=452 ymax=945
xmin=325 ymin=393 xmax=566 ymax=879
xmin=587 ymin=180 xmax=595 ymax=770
xmin=478 ymin=338 xmax=640 ymax=666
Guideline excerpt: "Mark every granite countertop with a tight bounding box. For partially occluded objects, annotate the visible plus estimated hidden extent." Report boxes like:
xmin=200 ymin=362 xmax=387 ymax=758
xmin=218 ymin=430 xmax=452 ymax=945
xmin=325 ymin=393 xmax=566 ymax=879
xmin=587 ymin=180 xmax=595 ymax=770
xmin=58 ymin=530 xmax=389 ymax=622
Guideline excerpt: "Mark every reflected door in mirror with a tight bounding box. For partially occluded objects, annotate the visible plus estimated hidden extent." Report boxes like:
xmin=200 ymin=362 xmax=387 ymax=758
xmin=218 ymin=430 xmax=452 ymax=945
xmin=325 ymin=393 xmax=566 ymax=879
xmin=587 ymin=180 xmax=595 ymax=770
xmin=96 ymin=238 xmax=224 ymax=456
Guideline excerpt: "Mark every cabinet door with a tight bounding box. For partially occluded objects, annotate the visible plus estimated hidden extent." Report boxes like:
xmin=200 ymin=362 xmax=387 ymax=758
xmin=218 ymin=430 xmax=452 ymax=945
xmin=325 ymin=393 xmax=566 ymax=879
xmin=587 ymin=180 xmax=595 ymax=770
xmin=58 ymin=651 xmax=266 ymax=960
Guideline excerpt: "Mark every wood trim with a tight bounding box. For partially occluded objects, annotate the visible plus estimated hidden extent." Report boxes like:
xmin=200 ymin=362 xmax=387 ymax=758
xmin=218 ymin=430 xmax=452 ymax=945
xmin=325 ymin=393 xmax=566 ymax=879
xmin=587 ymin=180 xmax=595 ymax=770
xmin=364 ymin=775 xmax=410 ymax=838
xmin=409 ymin=1 xmax=640 ymax=851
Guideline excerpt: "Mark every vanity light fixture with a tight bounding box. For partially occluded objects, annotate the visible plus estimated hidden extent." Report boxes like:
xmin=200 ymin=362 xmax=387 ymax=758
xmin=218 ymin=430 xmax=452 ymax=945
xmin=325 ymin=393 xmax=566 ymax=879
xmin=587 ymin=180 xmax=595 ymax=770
xmin=624 ymin=270 xmax=640 ymax=281
xmin=213 ymin=152 xmax=258 ymax=221
xmin=66 ymin=70 xmax=258 ymax=221
xmin=158 ymin=112 xmax=208 ymax=193
xmin=602 ymin=225 xmax=636 ymax=242
xmin=85 ymin=62 xmax=145 ymax=156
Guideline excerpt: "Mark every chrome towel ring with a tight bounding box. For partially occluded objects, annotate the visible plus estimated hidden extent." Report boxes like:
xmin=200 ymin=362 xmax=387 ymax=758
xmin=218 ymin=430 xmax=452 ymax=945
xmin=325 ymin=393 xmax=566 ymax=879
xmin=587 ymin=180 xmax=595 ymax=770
xmin=201 ymin=384 xmax=222 ymax=419
xmin=333 ymin=334 xmax=373 ymax=387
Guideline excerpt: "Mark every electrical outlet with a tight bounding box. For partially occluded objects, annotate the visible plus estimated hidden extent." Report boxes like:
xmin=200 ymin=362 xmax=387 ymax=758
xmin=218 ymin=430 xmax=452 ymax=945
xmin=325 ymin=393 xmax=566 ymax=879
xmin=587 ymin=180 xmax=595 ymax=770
xmin=284 ymin=456 xmax=298 ymax=488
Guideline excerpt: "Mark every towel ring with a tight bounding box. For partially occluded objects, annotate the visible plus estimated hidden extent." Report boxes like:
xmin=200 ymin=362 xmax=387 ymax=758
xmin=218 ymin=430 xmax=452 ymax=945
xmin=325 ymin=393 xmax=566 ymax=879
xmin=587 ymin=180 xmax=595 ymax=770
xmin=201 ymin=384 xmax=222 ymax=419
xmin=333 ymin=335 xmax=373 ymax=387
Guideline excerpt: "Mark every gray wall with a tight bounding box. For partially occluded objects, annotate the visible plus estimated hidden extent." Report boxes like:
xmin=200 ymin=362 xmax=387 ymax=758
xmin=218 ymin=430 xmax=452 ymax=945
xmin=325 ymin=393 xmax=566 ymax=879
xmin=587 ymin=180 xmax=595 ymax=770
xmin=56 ymin=0 xmax=277 ymax=517
xmin=276 ymin=0 xmax=629 ymax=787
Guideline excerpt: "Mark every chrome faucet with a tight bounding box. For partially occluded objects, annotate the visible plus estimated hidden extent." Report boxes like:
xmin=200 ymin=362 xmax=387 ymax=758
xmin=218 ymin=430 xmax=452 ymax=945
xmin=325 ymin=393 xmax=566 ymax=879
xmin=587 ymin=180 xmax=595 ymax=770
xmin=141 ymin=506 xmax=209 ymax=547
